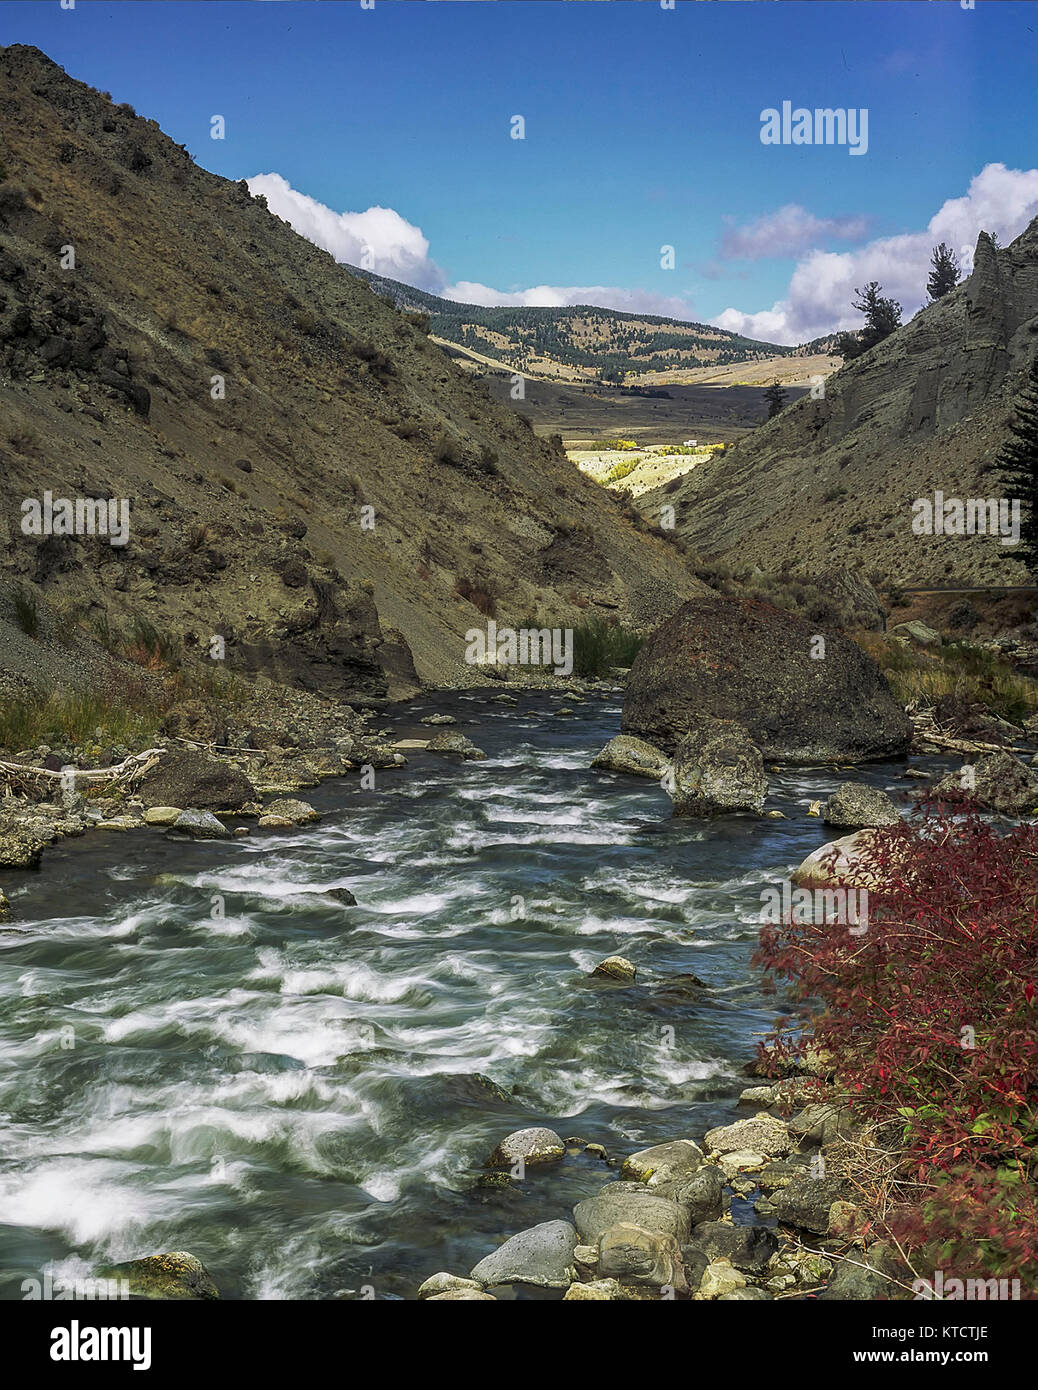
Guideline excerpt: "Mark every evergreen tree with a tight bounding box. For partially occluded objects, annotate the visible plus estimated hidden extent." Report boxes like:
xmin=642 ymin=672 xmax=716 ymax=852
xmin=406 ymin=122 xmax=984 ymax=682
xmin=996 ymin=353 xmax=1038 ymax=576
xmin=927 ymin=243 xmax=961 ymax=301
xmin=763 ymin=382 xmax=788 ymax=419
xmin=835 ymin=281 xmax=903 ymax=361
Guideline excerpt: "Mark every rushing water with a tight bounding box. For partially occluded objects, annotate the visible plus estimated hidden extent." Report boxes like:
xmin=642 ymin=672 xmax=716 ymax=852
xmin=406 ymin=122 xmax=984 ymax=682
xmin=0 ymin=690 xmax=923 ymax=1300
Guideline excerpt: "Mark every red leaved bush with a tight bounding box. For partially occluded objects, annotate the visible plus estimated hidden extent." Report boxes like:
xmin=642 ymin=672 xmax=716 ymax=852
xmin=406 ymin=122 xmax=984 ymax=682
xmin=754 ymin=801 xmax=1038 ymax=1285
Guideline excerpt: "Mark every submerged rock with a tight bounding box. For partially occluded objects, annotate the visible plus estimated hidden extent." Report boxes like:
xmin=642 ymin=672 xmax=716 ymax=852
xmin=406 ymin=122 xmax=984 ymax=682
xmin=591 ymin=955 xmax=636 ymax=983
xmin=823 ymin=782 xmax=900 ymax=829
xmin=97 ymin=1251 xmax=219 ymax=1300
xmin=622 ymin=596 xmax=911 ymax=762
xmin=670 ymin=719 xmax=767 ymax=817
xmin=469 ymin=1219 xmax=577 ymax=1290
xmin=591 ymin=734 xmax=669 ymax=779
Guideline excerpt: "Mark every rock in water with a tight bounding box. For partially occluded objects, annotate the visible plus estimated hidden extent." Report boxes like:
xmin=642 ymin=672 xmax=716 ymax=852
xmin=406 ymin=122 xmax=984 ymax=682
xmin=670 ymin=719 xmax=766 ymax=816
xmin=469 ymin=1220 xmax=578 ymax=1289
xmin=141 ymin=748 xmax=256 ymax=811
xmin=933 ymin=750 xmax=1038 ymax=814
xmin=590 ymin=734 xmax=669 ymax=779
xmin=0 ymin=888 xmax=9 ymax=919
xmin=792 ymin=829 xmax=891 ymax=891
xmin=621 ymin=596 xmax=911 ymax=763
xmin=96 ymin=1251 xmax=219 ymax=1300
xmin=260 ymin=797 xmax=320 ymax=825
xmin=426 ymin=732 xmax=488 ymax=761
xmin=170 ymin=808 xmax=232 ymax=840
xmin=823 ymin=782 xmax=900 ymax=829
xmin=487 ymin=1127 xmax=565 ymax=1168
xmin=573 ymin=1184 xmax=691 ymax=1245
xmin=591 ymin=955 xmax=636 ymax=983
xmin=621 ymin=1139 xmax=705 ymax=1186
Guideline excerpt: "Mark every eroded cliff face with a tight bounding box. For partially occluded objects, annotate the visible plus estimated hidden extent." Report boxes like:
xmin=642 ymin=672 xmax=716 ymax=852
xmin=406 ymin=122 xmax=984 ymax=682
xmin=646 ymin=220 xmax=1038 ymax=585
xmin=0 ymin=44 xmax=701 ymax=701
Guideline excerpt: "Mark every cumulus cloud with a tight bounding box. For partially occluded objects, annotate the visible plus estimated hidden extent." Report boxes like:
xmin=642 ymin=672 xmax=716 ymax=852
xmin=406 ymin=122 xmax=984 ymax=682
xmin=713 ymin=163 xmax=1038 ymax=345
xmin=247 ymin=172 xmax=448 ymax=291
xmin=720 ymin=204 xmax=869 ymax=261
xmin=247 ymin=173 xmax=694 ymax=318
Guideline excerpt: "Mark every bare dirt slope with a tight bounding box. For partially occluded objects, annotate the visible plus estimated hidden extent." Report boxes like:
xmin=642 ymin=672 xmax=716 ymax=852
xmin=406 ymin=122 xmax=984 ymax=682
xmin=0 ymin=45 xmax=702 ymax=699
xmin=642 ymin=221 xmax=1038 ymax=587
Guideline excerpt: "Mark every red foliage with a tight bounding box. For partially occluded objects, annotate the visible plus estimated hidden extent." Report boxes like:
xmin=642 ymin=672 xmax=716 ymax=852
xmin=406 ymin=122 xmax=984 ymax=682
xmin=753 ymin=802 xmax=1038 ymax=1285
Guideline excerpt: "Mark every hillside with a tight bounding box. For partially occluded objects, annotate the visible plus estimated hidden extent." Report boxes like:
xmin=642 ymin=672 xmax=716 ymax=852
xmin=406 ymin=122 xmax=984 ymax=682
xmin=640 ymin=220 xmax=1038 ymax=586
xmin=351 ymin=266 xmax=794 ymax=381
xmin=0 ymin=44 xmax=704 ymax=700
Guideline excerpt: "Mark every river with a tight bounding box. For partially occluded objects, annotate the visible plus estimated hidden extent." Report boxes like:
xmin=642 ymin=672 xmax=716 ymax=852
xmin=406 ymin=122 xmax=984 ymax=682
xmin=0 ymin=688 xmax=924 ymax=1299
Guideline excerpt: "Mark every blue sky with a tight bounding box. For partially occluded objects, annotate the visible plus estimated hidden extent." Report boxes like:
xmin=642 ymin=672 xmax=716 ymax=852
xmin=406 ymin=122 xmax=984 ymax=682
xmin=2 ymin=0 xmax=1036 ymax=342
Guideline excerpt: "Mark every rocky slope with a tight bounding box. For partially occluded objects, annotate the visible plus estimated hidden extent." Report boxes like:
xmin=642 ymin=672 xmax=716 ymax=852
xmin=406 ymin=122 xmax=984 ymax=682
xmin=0 ymin=44 xmax=702 ymax=701
xmin=641 ymin=220 xmax=1038 ymax=586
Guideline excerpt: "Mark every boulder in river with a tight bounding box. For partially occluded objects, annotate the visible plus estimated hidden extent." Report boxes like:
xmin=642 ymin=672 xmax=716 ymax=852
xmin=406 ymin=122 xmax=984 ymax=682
xmin=0 ymin=815 xmax=49 ymax=869
xmin=933 ymin=749 xmax=1038 ymax=814
xmin=823 ymin=782 xmax=900 ymax=829
xmin=770 ymin=1173 xmax=852 ymax=1234
xmin=259 ymin=797 xmax=320 ymax=826
xmin=96 ymin=1251 xmax=219 ymax=1300
xmin=591 ymin=734 xmax=669 ymax=779
xmin=487 ymin=1127 xmax=565 ymax=1169
xmin=140 ymin=748 xmax=256 ymax=812
xmin=792 ymin=829 xmax=891 ymax=891
xmin=426 ymin=732 xmax=488 ymax=761
xmin=469 ymin=1219 xmax=577 ymax=1289
xmin=591 ymin=955 xmax=636 ymax=983
xmin=621 ymin=596 xmax=911 ymax=763
xmin=170 ymin=808 xmax=232 ymax=840
xmin=670 ymin=719 xmax=767 ymax=817
xmin=143 ymin=806 xmax=182 ymax=826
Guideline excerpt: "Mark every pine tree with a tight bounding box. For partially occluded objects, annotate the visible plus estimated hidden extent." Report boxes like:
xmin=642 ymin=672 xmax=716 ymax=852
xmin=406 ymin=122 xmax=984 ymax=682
xmin=763 ymin=382 xmax=788 ymax=419
xmin=927 ymin=243 xmax=961 ymax=301
xmin=835 ymin=281 xmax=903 ymax=361
xmin=996 ymin=353 xmax=1038 ymax=576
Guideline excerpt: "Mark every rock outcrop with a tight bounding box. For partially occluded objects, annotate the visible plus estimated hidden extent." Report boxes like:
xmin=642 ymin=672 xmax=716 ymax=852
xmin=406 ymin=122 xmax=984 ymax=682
xmin=641 ymin=217 xmax=1038 ymax=586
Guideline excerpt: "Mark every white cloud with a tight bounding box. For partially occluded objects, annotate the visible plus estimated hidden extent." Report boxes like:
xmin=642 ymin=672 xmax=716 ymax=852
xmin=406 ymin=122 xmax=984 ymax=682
xmin=720 ymin=204 xmax=868 ymax=260
xmin=442 ymin=281 xmax=694 ymax=318
xmin=247 ymin=173 xmax=694 ymax=319
xmin=247 ymin=172 xmax=448 ymax=290
xmin=713 ymin=163 xmax=1038 ymax=345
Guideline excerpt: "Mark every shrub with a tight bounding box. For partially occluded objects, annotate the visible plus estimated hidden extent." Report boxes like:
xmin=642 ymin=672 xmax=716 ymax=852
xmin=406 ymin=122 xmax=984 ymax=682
xmin=754 ymin=803 xmax=1038 ymax=1285
xmin=12 ymin=586 xmax=39 ymax=637
xmin=571 ymin=616 xmax=643 ymax=676
xmin=454 ymin=576 xmax=496 ymax=617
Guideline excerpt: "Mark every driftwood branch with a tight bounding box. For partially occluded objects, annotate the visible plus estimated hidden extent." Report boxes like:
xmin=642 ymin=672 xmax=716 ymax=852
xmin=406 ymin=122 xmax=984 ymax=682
xmin=0 ymin=748 xmax=166 ymax=795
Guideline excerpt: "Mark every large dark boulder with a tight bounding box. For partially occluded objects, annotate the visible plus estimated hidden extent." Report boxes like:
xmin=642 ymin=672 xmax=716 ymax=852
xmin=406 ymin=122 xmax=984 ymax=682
xmin=622 ymin=597 xmax=911 ymax=763
xmin=140 ymin=748 xmax=256 ymax=811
